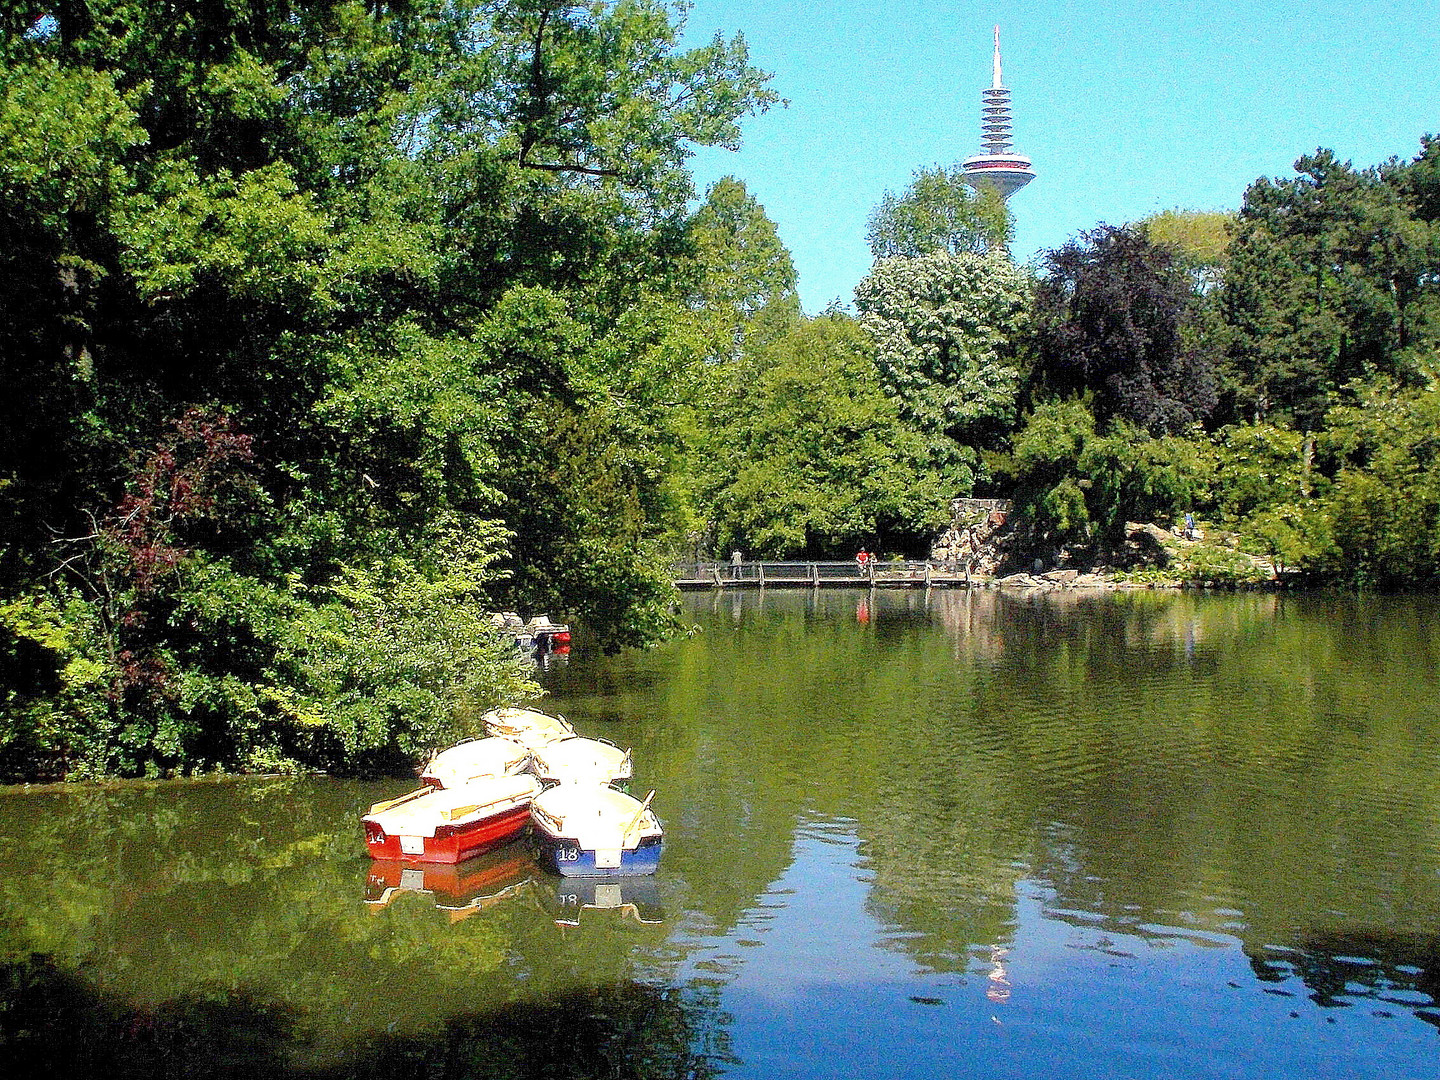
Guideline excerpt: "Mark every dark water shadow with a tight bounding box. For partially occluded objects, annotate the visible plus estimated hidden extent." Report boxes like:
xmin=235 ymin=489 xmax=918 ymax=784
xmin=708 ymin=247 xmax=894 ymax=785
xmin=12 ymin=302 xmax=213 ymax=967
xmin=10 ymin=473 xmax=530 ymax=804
xmin=1247 ymin=931 xmax=1440 ymax=1030
xmin=0 ymin=953 xmax=734 ymax=1080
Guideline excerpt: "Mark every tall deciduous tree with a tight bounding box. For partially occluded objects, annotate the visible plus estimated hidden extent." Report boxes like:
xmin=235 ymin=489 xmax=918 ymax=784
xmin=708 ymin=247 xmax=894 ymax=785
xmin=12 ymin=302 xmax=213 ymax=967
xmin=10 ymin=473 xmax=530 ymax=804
xmin=0 ymin=0 xmax=779 ymax=777
xmin=683 ymin=175 xmax=799 ymax=348
xmin=854 ymin=250 xmax=1031 ymax=489
xmin=697 ymin=313 xmax=950 ymax=557
xmin=1032 ymin=225 xmax=1216 ymax=435
xmin=1139 ymin=208 xmax=1235 ymax=292
xmin=866 ymin=165 xmax=1011 ymax=259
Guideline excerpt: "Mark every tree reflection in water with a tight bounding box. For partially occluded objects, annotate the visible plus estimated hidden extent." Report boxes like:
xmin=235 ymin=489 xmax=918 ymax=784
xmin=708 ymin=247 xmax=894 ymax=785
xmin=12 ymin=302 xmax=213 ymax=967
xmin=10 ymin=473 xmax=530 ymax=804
xmin=1247 ymin=933 xmax=1440 ymax=1030
xmin=0 ymin=953 xmax=733 ymax=1078
xmin=7 ymin=591 xmax=1440 ymax=1077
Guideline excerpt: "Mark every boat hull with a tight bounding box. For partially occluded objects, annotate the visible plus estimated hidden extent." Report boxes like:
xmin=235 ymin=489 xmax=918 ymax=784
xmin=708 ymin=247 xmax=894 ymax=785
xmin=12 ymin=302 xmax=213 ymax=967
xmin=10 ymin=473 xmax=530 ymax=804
xmin=363 ymin=803 xmax=532 ymax=864
xmin=532 ymin=831 xmax=663 ymax=877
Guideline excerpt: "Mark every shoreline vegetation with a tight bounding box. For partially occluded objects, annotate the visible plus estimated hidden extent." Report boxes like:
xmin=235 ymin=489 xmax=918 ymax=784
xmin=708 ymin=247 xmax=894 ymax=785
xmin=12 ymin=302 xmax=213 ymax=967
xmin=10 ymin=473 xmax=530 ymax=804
xmin=2 ymin=3 xmax=1438 ymax=784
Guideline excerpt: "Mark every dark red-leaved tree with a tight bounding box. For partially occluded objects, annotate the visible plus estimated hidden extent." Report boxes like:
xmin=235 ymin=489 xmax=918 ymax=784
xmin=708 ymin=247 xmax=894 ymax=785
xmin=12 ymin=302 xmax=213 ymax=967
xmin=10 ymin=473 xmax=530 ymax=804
xmin=89 ymin=408 xmax=256 ymax=708
xmin=1031 ymin=224 xmax=1216 ymax=435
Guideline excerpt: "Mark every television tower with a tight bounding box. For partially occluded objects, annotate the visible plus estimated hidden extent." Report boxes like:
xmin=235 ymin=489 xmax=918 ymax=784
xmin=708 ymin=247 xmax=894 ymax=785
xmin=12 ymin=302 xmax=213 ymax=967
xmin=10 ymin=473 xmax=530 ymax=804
xmin=961 ymin=26 xmax=1035 ymax=199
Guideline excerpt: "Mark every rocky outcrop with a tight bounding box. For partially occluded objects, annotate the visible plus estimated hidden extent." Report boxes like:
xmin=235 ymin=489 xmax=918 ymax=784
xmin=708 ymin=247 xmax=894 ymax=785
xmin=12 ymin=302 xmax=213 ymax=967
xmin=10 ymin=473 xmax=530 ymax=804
xmin=931 ymin=498 xmax=1012 ymax=577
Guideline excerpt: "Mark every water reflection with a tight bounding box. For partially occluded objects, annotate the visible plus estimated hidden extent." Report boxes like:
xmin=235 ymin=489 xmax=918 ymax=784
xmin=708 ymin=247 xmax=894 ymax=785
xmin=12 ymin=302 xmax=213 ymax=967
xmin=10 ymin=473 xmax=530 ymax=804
xmin=364 ymin=844 xmax=539 ymax=921
xmin=4 ymin=591 xmax=1440 ymax=1076
xmin=546 ymin=875 xmax=665 ymax=929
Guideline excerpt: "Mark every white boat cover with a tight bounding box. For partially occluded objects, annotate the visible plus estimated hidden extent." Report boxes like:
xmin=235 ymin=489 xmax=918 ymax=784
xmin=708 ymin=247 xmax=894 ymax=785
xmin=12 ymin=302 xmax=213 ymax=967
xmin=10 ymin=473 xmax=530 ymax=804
xmin=482 ymin=706 xmax=576 ymax=747
xmin=364 ymin=774 xmax=542 ymax=838
xmin=529 ymin=737 xmax=632 ymax=785
xmin=529 ymin=784 xmax=661 ymax=852
xmin=422 ymin=736 xmax=531 ymax=788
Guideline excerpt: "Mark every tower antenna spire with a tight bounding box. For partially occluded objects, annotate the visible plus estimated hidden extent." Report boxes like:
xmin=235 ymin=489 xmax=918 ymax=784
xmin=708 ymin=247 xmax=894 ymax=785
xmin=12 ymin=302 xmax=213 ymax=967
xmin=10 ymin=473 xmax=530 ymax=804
xmin=992 ymin=25 xmax=1002 ymax=89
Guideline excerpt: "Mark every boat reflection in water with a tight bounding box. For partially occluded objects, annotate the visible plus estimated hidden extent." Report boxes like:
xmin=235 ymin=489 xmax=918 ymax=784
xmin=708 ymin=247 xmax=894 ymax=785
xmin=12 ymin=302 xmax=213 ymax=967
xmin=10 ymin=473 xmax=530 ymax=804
xmin=363 ymin=842 xmax=539 ymax=922
xmin=544 ymin=875 xmax=664 ymax=929
xmin=361 ymin=842 xmax=666 ymax=931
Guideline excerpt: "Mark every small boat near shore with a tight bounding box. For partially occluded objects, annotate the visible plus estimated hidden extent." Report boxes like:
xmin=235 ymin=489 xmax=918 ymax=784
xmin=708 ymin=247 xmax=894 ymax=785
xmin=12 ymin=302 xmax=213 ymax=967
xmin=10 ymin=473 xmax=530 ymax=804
xmin=483 ymin=706 xmax=576 ymax=748
xmin=529 ymin=784 xmax=662 ymax=877
xmin=420 ymin=736 xmax=530 ymax=789
xmin=489 ymin=613 xmax=572 ymax=657
xmin=362 ymin=774 xmax=542 ymax=864
xmin=529 ymin=736 xmax=632 ymax=786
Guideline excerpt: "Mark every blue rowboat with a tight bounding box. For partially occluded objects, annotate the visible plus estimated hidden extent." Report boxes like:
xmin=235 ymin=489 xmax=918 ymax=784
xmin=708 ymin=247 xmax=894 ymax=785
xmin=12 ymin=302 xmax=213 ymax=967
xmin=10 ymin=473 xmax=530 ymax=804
xmin=529 ymin=784 xmax=662 ymax=877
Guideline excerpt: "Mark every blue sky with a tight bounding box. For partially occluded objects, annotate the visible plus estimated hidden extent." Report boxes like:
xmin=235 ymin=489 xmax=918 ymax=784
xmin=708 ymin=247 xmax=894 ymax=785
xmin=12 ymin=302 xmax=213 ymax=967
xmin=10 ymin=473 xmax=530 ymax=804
xmin=679 ymin=0 xmax=1440 ymax=312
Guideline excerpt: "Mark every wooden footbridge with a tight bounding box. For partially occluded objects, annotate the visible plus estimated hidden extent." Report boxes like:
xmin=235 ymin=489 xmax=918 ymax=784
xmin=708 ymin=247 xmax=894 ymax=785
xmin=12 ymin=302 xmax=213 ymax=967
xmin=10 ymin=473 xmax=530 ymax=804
xmin=674 ymin=560 xmax=979 ymax=590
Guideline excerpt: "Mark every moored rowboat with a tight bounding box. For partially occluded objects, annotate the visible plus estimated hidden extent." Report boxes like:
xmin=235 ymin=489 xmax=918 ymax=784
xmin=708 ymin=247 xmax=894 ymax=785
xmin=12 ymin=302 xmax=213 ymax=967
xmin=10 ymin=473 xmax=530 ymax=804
xmin=529 ymin=784 xmax=662 ymax=877
xmin=482 ymin=706 xmax=576 ymax=748
xmin=528 ymin=736 xmax=632 ymax=786
xmin=420 ymin=736 xmax=531 ymax=789
xmin=362 ymin=774 xmax=542 ymax=864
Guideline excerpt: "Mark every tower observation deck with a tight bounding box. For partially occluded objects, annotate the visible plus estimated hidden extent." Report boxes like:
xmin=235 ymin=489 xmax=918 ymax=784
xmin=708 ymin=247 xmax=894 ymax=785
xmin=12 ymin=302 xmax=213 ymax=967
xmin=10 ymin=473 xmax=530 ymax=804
xmin=961 ymin=27 xmax=1035 ymax=199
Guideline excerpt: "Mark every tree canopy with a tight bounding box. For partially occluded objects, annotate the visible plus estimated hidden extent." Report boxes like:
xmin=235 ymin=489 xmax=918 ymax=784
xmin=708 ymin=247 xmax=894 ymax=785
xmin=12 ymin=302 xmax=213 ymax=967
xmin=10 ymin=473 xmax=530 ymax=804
xmin=1031 ymin=224 xmax=1217 ymax=435
xmin=0 ymin=0 xmax=779 ymax=779
xmin=854 ymin=250 xmax=1032 ymax=489
xmin=866 ymin=164 xmax=1012 ymax=259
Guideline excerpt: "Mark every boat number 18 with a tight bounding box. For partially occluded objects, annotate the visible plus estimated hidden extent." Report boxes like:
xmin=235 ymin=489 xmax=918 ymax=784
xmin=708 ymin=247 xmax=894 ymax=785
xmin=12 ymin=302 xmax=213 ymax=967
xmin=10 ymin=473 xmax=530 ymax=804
xmin=557 ymin=846 xmax=581 ymax=862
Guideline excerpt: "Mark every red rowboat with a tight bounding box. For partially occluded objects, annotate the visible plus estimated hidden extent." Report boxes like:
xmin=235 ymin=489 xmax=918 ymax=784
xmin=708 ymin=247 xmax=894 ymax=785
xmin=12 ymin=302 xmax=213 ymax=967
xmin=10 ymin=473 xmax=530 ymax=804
xmin=362 ymin=774 xmax=542 ymax=863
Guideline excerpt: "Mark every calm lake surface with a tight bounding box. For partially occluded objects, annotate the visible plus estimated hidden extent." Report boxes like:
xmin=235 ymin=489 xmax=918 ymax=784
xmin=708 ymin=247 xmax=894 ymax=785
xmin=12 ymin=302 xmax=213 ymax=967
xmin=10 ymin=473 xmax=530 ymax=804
xmin=3 ymin=588 xmax=1440 ymax=1078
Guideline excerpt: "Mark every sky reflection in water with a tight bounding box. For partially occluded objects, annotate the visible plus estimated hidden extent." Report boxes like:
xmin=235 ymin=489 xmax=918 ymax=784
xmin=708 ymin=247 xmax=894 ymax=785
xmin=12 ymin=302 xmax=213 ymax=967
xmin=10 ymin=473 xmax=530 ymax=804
xmin=2 ymin=588 xmax=1439 ymax=1078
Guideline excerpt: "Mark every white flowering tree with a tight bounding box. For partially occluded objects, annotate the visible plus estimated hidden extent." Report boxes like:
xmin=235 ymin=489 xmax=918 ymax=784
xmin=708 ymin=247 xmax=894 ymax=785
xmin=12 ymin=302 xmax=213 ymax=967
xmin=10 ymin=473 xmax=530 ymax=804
xmin=854 ymin=251 xmax=1032 ymax=487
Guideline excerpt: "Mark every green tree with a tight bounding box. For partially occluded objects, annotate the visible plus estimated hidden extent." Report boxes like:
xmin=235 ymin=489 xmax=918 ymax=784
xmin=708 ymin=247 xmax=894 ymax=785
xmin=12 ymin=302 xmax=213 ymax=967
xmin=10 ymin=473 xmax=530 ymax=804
xmin=993 ymin=398 xmax=1211 ymax=544
xmin=866 ymin=164 xmax=1011 ymax=259
xmin=0 ymin=0 xmax=780 ymax=777
xmin=697 ymin=313 xmax=949 ymax=557
xmin=1221 ymin=147 xmax=1440 ymax=427
xmin=684 ymin=175 xmax=799 ymax=328
xmin=1311 ymin=376 xmax=1440 ymax=585
xmin=853 ymin=250 xmax=1031 ymax=488
xmin=1139 ymin=208 xmax=1235 ymax=292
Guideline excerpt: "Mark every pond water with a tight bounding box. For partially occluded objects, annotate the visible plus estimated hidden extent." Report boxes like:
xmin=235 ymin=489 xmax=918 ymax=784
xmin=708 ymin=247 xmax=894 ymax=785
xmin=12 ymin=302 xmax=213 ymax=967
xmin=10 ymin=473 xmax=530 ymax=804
xmin=3 ymin=588 xmax=1440 ymax=1078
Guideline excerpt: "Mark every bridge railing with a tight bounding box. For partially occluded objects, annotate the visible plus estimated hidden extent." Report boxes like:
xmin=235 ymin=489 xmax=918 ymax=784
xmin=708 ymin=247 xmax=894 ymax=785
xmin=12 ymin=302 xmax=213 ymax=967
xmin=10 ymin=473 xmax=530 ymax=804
xmin=674 ymin=560 xmax=939 ymax=586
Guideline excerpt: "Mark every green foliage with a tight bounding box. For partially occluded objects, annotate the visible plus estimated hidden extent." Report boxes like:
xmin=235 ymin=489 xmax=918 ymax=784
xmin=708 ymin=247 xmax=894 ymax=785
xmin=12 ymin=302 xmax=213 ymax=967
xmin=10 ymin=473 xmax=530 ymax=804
xmin=991 ymin=397 xmax=1095 ymax=539
xmin=854 ymin=250 xmax=1032 ymax=474
xmin=1310 ymin=376 xmax=1440 ymax=585
xmin=1221 ymin=147 xmax=1440 ymax=427
xmin=1172 ymin=544 xmax=1270 ymax=586
xmin=0 ymin=0 xmax=779 ymax=779
xmin=695 ymin=313 xmax=951 ymax=557
xmin=995 ymin=400 xmax=1210 ymax=542
xmin=1239 ymin=504 xmax=1329 ymax=578
xmin=278 ymin=536 xmax=539 ymax=775
xmin=1208 ymin=423 xmax=1314 ymax=524
xmin=1139 ymin=208 xmax=1235 ymax=291
xmin=1081 ymin=423 xmax=1211 ymax=538
xmin=684 ymin=175 xmax=799 ymax=333
xmin=866 ymin=164 xmax=1012 ymax=259
xmin=0 ymin=591 xmax=111 ymax=781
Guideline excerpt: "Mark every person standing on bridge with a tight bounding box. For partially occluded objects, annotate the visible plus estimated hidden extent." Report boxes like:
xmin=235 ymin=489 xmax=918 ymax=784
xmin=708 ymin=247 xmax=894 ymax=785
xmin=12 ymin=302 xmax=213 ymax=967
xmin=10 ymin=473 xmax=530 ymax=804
xmin=731 ymin=550 xmax=742 ymax=580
